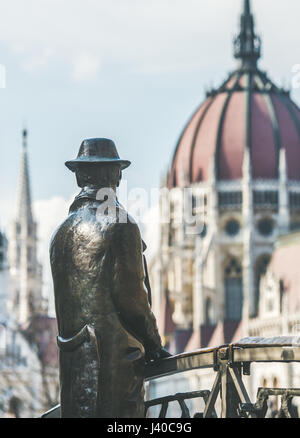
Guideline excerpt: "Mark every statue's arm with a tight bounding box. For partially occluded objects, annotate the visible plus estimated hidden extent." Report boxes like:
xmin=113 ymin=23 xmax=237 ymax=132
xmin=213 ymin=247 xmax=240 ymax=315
xmin=111 ymin=221 xmax=162 ymax=357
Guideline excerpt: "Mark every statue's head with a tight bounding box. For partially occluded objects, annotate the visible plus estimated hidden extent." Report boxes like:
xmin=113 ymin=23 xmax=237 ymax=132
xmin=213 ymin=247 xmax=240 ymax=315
xmin=65 ymin=138 xmax=131 ymax=188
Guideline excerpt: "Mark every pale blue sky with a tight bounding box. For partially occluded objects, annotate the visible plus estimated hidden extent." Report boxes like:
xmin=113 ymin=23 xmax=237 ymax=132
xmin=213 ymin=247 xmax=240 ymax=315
xmin=1 ymin=0 xmax=300 ymax=310
xmin=1 ymin=0 xmax=300 ymax=227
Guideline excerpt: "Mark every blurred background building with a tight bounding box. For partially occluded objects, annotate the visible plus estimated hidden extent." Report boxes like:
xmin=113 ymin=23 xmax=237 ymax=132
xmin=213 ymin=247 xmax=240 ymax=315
xmin=0 ymin=130 xmax=58 ymax=418
xmin=149 ymin=0 xmax=300 ymax=416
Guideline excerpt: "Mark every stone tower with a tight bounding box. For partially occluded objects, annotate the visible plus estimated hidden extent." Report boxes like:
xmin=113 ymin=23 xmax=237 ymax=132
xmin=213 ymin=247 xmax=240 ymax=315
xmin=0 ymin=231 xmax=9 ymax=323
xmin=8 ymin=130 xmax=43 ymax=325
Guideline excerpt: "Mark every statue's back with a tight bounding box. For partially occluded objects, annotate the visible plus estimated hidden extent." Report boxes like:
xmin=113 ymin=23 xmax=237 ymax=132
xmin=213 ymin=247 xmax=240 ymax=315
xmin=50 ymin=203 xmax=120 ymax=339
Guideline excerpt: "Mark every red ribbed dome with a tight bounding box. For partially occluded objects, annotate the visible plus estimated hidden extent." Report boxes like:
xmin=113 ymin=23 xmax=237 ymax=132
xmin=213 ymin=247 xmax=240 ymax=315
xmin=168 ymin=1 xmax=300 ymax=188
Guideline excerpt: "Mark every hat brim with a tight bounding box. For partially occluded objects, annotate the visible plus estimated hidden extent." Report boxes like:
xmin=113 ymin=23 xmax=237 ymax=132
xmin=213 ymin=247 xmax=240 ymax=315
xmin=65 ymin=158 xmax=131 ymax=172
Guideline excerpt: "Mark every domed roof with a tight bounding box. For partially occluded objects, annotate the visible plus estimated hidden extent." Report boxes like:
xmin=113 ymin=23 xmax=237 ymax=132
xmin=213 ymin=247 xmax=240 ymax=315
xmin=169 ymin=0 xmax=300 ymax=188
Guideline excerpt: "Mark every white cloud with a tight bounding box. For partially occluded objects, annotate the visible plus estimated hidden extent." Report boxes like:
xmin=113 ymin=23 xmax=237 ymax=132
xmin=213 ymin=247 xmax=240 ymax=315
xmin=0 ymin=198 xmax=14 ymax=230
xmin=0 ymin=0 xmax=299 ymax=78
xmin=33 ymin=194 xmax=74 ymax=315
xmin=33 ymin=195 xmax=72 ymax=255
xmin=140 ymin=203 xmax=160 ymax=263
xmin=22 ymin=48 xmax=55 ymax=72
xmin=71 ymin=53 xmax=102 ymax=82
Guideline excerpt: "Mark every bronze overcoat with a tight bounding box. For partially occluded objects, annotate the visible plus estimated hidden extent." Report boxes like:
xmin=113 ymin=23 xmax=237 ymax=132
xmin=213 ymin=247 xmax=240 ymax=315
xmin=50 ymin=189 xmax=162 ymax=418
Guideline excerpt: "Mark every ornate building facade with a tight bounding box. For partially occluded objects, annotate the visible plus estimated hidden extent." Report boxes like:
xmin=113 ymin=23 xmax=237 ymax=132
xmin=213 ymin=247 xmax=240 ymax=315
xmin=149 ymin=0 xmax=300 ymax=413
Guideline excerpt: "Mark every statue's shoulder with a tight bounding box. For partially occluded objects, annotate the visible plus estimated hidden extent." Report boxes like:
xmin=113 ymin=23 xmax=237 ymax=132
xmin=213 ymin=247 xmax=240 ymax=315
xmin=108 ymin=213 xmax=143 ymax=254
xmin=49 ymin=213 xmax=77 ymax=250
xmin=115 ymin=204 xmax=139 ymax=227
xmin=113 ymin=207 xmax=140 ymax=231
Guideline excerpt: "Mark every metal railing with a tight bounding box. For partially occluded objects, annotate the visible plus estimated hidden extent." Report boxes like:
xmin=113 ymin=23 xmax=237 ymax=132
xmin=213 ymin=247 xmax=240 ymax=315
xmin=41 ymin=336 xmax=300 ymax=418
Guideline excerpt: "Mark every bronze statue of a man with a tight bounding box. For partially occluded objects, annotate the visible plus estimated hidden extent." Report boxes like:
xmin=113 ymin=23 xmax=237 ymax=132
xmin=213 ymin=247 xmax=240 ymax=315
xmin=50 ymin=138 xmax=169 ymax=418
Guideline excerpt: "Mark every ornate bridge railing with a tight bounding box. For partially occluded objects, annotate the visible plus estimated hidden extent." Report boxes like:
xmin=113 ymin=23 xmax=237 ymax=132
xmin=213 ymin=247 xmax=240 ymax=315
xmin=42 ymin=336 xmax=300 ymax=418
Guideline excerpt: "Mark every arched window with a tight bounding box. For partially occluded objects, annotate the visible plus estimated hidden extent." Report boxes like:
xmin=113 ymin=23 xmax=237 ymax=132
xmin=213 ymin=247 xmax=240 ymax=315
xmin=16 ymin=246 xmax=21 ymax=267
xmin=254 ymin=254 xmax=271 ymax=317
xmin=205 ymin=297 xmax=213 ymax=325
xmin=279 ymin=280 xmax=285 ymax=314
xmin=14 ymin=290 xmax=20 ymax=307
xmin=0 ymin=324 xmax=6 ymax=354
xmin=224 ymin=258 xmax=243 ymax=321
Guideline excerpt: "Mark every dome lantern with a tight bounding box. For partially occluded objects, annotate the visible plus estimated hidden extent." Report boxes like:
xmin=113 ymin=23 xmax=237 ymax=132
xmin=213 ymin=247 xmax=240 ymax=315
xmin=233 ymin=0 xmax=261 ymax=69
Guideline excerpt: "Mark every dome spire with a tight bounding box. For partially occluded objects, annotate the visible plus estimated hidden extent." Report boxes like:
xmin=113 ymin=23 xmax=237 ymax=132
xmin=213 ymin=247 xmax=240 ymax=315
xmin=234 ymin=0 xmax=261 ymax=69
xmin=244 ymin=0 xmax=250 ymax=14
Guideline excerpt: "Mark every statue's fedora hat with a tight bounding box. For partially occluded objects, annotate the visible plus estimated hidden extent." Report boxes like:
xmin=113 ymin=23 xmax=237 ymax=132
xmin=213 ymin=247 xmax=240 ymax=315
xmin=65 ymin=138 xmax=131 ymax=172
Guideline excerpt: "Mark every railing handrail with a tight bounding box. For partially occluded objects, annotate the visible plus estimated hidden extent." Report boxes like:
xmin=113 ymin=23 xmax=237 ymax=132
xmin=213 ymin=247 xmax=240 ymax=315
xmin=146 ymin=338 xmax=300 ymax=381
xmin=41 ymin=336 xmax=300 ymax=418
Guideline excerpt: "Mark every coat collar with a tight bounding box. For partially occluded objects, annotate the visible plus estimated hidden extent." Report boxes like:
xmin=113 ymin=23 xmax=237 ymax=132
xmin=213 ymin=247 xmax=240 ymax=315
xmin=69 ymin=187 xmax=118 ymax=213
xmin=69 ymin=188 xmax=147 ymax=252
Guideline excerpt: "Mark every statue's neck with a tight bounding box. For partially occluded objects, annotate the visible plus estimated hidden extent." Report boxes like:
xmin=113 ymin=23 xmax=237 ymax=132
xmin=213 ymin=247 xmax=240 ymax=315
xmin=80 ymin=184 xmax=117 ymax=194
xmin=69 ymin=185 xmax=118 ymax=213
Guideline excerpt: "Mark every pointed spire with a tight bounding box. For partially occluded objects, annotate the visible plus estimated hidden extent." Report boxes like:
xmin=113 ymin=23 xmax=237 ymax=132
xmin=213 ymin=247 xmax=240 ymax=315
xmin=234 ymin=0 xmax=261 ymax=69
xmin=22 ymin=128 xmax=28 ymax=149
xmin=244 ymin=0 xmax=250 ymax=14
xmin=15 ymin=128 xmax=33 ymax=227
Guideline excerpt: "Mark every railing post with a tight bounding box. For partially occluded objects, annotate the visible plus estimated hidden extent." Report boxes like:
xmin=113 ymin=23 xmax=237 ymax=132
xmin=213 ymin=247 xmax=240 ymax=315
xmin=219 ymin=347 xmax=244 ymax=418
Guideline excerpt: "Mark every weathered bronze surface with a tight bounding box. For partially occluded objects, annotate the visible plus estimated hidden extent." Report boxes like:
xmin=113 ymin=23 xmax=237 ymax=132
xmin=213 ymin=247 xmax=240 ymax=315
xmin=50 ymin=138 xmax=169 ymax=418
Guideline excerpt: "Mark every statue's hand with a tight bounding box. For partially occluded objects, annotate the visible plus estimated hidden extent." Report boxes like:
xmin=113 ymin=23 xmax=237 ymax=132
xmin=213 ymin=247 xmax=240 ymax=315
xmin=145 ymin=348 xmax=172 ymax=363
xmin=157 ymin=348 xmax=172 ymax=359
